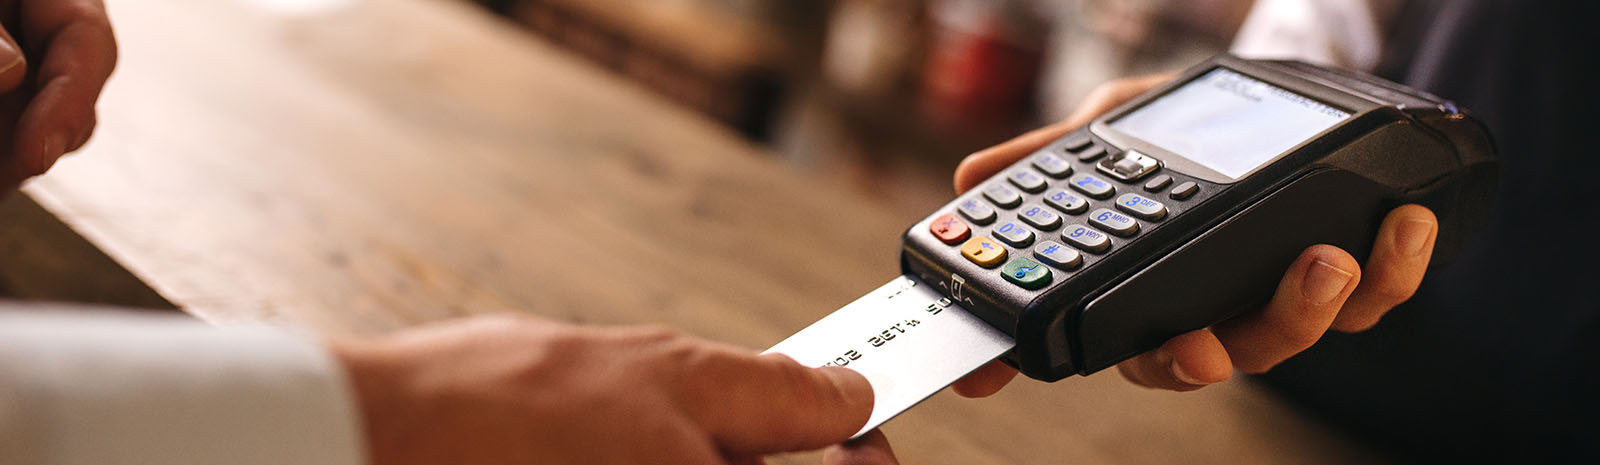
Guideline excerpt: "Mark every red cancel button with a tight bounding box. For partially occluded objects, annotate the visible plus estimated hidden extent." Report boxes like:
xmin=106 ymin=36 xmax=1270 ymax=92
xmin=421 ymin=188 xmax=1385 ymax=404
xmin=929 ymin=213 xmax=971 ymax=245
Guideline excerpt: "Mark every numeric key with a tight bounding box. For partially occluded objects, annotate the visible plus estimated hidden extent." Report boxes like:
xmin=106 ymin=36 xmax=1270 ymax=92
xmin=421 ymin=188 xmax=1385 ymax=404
xmin=982 ymin=184 xmax=1023 ymax=208
xmin=1031 ymin=153 xmax=1073 ymax=178
xmin=991 ymin=221 xmax=1035 ymax=247
xmin=1061 ymin=224 xmax=1110 ymax=253
xmin=1018 ymin=204 xmax=1062 ymax=230
xmin=1068 ymin=173 xmax=1115 ymax=199
xmin=1089 ymin=208 xmax=1139 ymax=237
xmin=1007 ymin=170 xmax=1048 ymax=193
xmin=1115 ymin=193 xmax=1168 ymax=221
xmin=1043 ymin=189 xmax=1089 ymax=214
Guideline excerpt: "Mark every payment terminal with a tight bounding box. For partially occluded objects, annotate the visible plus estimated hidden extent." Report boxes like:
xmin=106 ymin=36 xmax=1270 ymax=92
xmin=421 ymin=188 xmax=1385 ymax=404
xmin=768 ymin=54 xmax=1497 ymax=436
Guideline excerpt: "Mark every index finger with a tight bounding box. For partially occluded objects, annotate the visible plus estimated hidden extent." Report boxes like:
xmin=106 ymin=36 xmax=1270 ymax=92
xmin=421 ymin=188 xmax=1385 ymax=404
xmin=675 ymin=350 xmax=873 ymax=456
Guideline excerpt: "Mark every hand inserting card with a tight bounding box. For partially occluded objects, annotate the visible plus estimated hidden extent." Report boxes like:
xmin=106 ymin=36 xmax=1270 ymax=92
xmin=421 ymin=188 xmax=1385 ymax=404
xmin=764 ymin=276 xmax=1013 ymax=438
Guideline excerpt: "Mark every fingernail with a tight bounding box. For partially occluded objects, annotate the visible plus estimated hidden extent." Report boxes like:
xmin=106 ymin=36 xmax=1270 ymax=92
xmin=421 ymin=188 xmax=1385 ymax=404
xmin=1169 ymin=357 xmax=1207 ymax=386
xmin=1302 ymin=259 xmax=1354 ymax=305
xmin=0 ymin=54 xmax=19 ymax=75
xmin=1395 ymin=219 xmax=1435 ymax=256
xmin=0 ymin=41 xmax=19 ymax=74
xmin=24 ymin=134 xmax=65 ymax=175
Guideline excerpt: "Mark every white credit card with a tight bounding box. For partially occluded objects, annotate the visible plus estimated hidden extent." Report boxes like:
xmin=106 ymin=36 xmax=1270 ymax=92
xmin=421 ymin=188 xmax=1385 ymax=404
xmin=765 ymin=275 xmax=1015 ymax=437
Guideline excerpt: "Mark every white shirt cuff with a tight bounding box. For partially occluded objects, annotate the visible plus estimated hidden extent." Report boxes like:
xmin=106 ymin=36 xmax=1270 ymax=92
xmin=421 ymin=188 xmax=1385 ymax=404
xmin=0 ymin=308 xmax=367 ymax=465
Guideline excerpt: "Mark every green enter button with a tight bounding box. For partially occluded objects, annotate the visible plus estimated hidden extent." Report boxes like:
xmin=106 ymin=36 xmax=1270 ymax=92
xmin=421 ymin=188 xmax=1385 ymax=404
xmin=1001 ymin=257 xmax=1052 ymax=289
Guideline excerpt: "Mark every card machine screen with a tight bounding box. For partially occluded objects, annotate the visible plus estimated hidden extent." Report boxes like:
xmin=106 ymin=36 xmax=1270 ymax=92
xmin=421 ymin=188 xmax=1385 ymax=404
xmin=1110 ymin=68 xmax=1351 ymax=180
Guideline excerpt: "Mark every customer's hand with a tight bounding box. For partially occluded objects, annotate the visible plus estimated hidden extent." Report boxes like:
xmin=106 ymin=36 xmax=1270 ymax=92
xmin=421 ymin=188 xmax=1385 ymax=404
xmin=950 ymin=74 xmax=1439 ymax=395
xmin=0 ymin=0 xmax=118 ymax=189
xmin=332 ymin=314 xmax=874 ymax=465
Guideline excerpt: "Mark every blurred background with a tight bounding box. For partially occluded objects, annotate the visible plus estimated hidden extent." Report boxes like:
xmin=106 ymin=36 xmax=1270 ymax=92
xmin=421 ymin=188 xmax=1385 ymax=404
xmin=464 ymin=0 xmax=1253 ymax=211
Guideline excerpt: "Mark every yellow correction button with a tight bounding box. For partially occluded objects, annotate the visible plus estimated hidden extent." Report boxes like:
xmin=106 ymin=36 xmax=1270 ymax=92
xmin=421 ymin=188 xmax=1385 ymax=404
xmin=960 ymin=236 xmax=1008 ymax=268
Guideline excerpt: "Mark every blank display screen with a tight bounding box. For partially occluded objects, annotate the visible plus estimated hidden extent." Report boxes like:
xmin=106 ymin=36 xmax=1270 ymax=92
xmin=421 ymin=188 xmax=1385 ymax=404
xmin=1109 ymin=68 xmax=1351 ymax=180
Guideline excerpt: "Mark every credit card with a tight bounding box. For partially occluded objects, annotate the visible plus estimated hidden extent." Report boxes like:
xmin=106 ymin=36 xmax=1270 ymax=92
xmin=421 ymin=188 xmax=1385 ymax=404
xmin=765 ymin=275 xmax=1015 ymax=437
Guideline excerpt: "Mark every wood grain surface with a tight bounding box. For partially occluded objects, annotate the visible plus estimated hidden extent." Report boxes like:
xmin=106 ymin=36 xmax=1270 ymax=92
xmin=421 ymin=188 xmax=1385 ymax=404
xmin=15 ymin=0 xmax=1390 ymax=463
xmin=0 ymin=193 xmax=175 ymax=308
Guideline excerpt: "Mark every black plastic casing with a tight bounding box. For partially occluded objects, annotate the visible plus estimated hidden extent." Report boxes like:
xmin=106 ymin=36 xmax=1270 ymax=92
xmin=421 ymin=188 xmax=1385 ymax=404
xmin=900 ymin=55 xmax=1498 ymax=381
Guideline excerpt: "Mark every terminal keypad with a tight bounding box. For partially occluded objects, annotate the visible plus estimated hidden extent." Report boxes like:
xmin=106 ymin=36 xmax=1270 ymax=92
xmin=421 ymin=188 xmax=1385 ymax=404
xmin=931 ymin=133 xmax=1203 ymax=289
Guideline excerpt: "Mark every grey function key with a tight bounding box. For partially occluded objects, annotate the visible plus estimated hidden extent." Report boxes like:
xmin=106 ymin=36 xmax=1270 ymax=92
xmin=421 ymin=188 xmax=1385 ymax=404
xmin=1061 ymin=133 xmax=1092 ymax=152
xmin=1170 ymin=181 xmax=1199 ymax=200
xmin=1017 ymin=204 xmax=1062 ymax=230
xmin=956 ymin=198 xmax=996 ymax=225
xmin=1033 ymin=241 xmax=1083 ymax=270
xmin=1115 ymin=193 xmax=1168 ymax=221
xmin=1061 ymin=224 xmax=1111 ymax=253
xmin=1075 ymin=146 xmax=1107 ymax=162
xmin=1144 ymin=174 xmax=1173 ymax=192
xmin=1031 ymin=153 xmax=1073 ymax=178
xmin=982 ymin=184 xmax=1023 ymax=208
xmin=1042 ymin=188 xmax=1089 ymax=215
xmin=1089 ymin=208 xmax=1139 ymax=237
xmin=1068 ymin=173 xmax=1115 ymax=199
xmin=991 ymin=221 xmax=1035 ymax=247
xmin=1007 ymin=169 xmax=1048 ymax=193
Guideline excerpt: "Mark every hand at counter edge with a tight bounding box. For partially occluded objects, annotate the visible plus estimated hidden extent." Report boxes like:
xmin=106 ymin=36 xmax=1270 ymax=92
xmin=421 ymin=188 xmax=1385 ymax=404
xmin=0 ymin=0 xmax=118 ymax=190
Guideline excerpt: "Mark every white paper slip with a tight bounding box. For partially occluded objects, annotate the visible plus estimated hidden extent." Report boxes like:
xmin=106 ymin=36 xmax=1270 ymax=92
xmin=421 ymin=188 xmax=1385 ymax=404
xmin=765 ymin=275 xmax=1015 ymax=437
